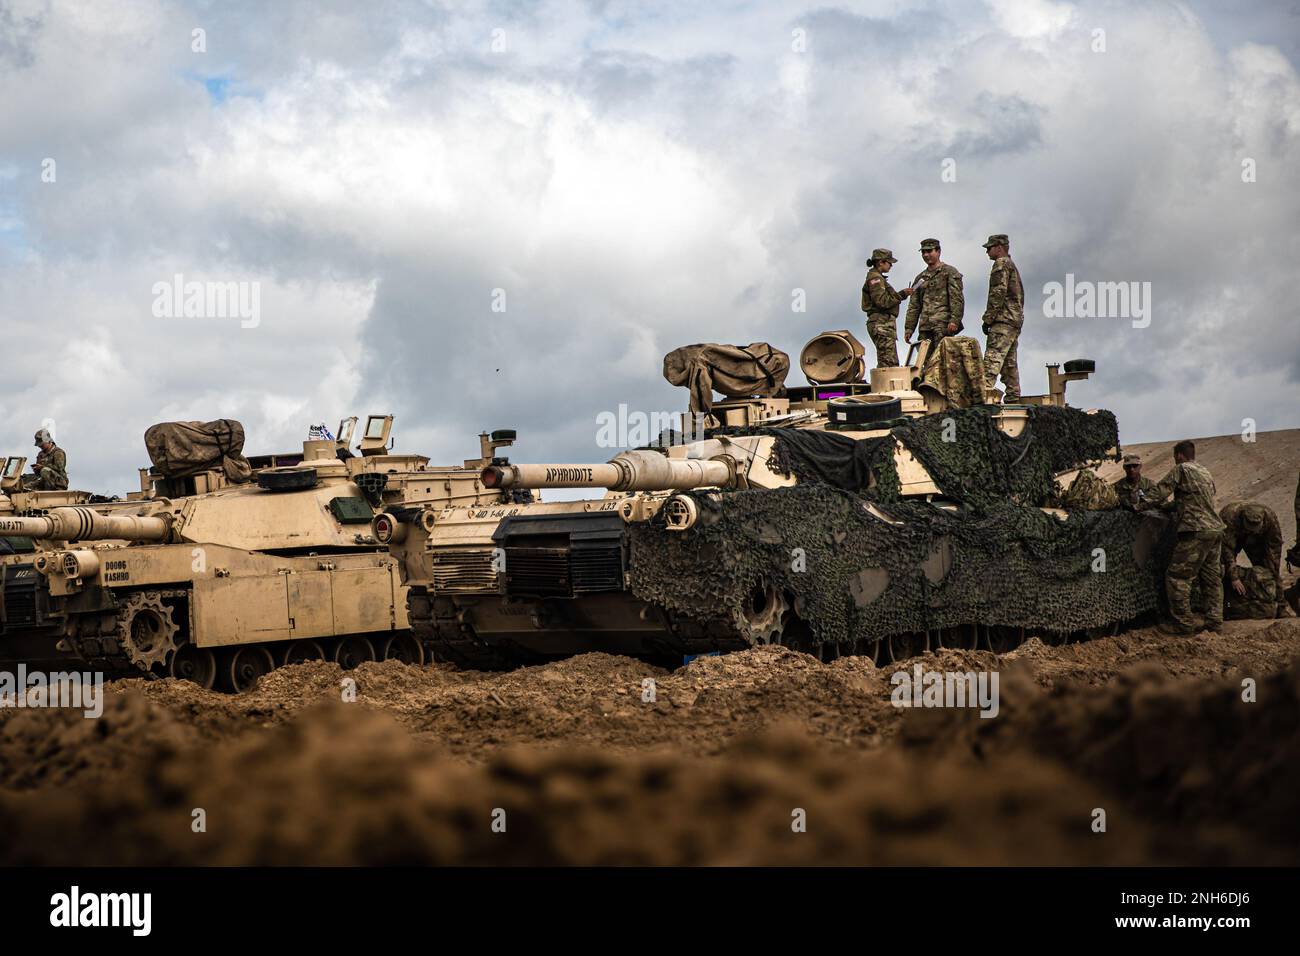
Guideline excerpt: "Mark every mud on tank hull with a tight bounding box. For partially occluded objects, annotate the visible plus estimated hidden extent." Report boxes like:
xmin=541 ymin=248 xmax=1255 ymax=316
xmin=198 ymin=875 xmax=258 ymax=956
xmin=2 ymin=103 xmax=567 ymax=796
xmin=0 ymin=548 xmax=425 ymax=692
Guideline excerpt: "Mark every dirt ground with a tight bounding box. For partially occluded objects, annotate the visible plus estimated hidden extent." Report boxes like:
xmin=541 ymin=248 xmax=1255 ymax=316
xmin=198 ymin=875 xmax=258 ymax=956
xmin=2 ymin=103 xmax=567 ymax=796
xmin=1 ymin=617 xmax=1297 ymax=865
xmin=1 ymin=430 xmax=1296 ymax=865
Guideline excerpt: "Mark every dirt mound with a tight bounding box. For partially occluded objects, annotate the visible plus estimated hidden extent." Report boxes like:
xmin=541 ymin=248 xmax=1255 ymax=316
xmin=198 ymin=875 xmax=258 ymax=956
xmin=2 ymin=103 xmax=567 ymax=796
xmin=3 ymin=621 xmax=1297 ymax=865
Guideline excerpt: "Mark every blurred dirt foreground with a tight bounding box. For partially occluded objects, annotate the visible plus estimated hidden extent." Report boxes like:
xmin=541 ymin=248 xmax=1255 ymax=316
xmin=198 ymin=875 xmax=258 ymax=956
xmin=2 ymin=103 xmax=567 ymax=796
xmin=1 ymin=617 xmax=1297 ymax=865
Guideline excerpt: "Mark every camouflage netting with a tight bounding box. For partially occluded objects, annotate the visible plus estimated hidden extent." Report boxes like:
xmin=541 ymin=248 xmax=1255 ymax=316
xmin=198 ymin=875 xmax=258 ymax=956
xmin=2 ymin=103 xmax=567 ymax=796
xmin=754 ymin=404 xmax=1119 ymax=510
xmin=627 ymin=482 xmax=1164 ymax=645
xmin=632 ymin=405 xmax=1153 ymax=646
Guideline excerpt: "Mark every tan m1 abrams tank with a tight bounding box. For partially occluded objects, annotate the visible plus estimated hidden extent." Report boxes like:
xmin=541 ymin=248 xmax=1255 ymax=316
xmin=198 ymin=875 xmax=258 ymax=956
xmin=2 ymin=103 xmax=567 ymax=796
xmin=381 ymin=334 xmax=1166 ymax=670
xmin=0 ymin=416 xmax=510 ymax=690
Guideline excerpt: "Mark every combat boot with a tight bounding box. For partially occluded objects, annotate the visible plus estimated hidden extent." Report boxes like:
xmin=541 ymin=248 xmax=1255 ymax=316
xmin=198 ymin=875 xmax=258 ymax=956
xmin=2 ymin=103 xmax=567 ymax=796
xmin=1158 ymin=620 xmax=1197 ymax=636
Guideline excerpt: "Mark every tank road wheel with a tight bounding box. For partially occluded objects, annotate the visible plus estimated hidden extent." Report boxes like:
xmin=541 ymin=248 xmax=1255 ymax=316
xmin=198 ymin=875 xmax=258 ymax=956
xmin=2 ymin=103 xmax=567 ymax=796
xmin=334 ymin=636 xmax=376 ymax=670
xmin=225 ymin=646 xmax=274 ymax=692
xmin=379 ymin=633 xmax=424 ymax=666
xmin=283 ymin=640 xmax=326 ymax=664
xmin=737 ymin=583 xmax=789 ymax=646
xmin=169 ymin=644 xmax=217 ymax=689
xmin=118 ymin=592 xmax=181 ymax=672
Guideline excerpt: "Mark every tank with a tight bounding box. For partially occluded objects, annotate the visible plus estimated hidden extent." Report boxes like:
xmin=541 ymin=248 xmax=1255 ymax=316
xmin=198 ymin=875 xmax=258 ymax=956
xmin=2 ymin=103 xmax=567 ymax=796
xmin=382 ymin=335 xmax=1169 ymax=670
xmin=0 ymin=415 xmax=508 ymax=690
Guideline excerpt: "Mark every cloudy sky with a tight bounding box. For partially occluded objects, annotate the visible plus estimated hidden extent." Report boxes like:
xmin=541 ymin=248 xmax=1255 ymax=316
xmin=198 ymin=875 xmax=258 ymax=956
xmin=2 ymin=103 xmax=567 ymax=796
xmin=2 ymin=0 xmax=1298 ymax=493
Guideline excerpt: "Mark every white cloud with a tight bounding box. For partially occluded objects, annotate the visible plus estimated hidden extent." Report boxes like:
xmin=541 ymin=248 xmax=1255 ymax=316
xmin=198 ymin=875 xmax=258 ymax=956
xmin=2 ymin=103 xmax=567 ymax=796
xmin=1 ymin=0 xmax=1297 ymax=492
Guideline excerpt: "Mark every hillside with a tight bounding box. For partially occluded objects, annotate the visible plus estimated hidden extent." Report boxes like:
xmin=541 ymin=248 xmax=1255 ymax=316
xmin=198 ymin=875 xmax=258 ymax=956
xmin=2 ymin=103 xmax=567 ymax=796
xmin=1091 ymin=427 xmax=1298 ymax=548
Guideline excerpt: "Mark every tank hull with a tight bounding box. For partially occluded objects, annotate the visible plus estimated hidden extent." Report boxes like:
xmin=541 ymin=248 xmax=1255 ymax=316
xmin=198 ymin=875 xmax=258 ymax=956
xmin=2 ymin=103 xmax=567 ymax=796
xmin=401 ymin=496 xmax=1173 ymax=670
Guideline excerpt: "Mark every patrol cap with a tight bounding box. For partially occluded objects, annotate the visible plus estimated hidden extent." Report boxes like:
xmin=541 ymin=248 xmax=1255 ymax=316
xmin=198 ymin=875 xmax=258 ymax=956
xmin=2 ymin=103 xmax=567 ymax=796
xmin=870 ymin=248 xmax=898 ymax=263
xmin=982 ymin=233 xmax=1010 ymax=249
xmin=34 ymin=428 xmax=51 ymax=445
xmin=1241 ymin=504 xmax=1266 ymax=532
xmin=919 ymin=238 xmax=941 ymax=251
xmin=1122 ymin=454 xmax=1142 ymax=466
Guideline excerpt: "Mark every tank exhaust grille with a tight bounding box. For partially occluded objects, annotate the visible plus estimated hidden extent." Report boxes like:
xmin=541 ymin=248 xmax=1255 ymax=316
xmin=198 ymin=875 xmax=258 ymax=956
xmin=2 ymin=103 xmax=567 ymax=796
xmin=430 ymin=550 xmax=500 ymax=593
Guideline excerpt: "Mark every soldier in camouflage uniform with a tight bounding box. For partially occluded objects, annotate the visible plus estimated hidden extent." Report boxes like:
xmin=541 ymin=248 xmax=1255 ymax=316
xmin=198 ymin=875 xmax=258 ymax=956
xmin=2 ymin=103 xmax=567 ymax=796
xmin=1286 ymin=469 xmax=1300 ymax=615
xmin=21 ymin=429 xmax=68 ymax=491
xmin=903 ymin=238 xmax=963 ymax=361
xmin=1146 ymin=440 xmax=1225 ymax=634
xmin=1288 ymin=468 xmax=1300 ymax=568
xmin=1220 ymin=501 xmax=1286 ymax=619
xmin=979 ymin=234 xmax=1024 ymax=403
xmin=861 ymin=248 xmax=909 ymax=368
xmin=1112 ymin=453 xmax=1157 ymax=509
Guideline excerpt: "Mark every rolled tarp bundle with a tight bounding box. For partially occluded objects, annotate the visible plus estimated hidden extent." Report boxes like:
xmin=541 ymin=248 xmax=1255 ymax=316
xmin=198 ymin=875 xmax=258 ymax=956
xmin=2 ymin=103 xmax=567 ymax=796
xmin=144 ymin=419 xmax=253 ymax=484
xmin=662 ymin=343 xmax=790 ymax=415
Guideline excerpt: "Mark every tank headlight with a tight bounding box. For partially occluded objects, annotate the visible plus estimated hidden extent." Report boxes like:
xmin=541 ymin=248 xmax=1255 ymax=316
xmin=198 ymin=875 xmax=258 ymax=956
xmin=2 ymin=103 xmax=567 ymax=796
xmin=663 ymin=495 xmax=699 ymax=532
xmin=372 ymin=513 xmax=408 ymax=545
xmin=61 ymin=550 xmax=100 ymax=580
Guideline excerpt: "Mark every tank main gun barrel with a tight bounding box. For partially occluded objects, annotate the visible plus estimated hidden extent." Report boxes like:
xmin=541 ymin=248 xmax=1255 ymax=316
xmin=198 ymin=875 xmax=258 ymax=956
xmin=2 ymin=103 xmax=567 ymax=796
xmin=0 ymin=507 xmax=170 ymax=542
xmin=482 ymin=450 xmax=734 ymax=492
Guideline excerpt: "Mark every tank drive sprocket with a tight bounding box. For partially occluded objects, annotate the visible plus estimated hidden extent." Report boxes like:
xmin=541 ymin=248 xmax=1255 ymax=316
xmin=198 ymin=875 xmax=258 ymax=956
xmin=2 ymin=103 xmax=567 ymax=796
xmin=116 ymin=591 xmax=180 ymax=671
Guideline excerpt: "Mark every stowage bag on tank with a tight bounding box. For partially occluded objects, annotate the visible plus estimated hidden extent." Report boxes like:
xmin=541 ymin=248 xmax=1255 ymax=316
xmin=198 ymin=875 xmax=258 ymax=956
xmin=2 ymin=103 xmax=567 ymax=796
xmin=144 ymin=419 xmax=253 ymax=483
xmin=662 ymin=343 xmax=790 ymax=415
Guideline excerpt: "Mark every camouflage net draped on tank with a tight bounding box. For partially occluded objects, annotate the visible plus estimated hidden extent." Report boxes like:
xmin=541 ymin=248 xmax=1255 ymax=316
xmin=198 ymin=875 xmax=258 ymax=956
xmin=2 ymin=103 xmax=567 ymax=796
xmin=640 ymin=406 xmax=1146 ymax=645
xmin=627 ymin=482 xmax=1163 ymax=645
xmin=756 ymin=404 xmax=1119 ymax=510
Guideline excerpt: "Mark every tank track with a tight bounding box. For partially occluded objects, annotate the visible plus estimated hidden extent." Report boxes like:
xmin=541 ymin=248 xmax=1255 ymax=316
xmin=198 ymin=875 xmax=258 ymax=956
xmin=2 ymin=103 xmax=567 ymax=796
xmin=4 ymin=584 xmax=430 ymax=690
xmin=409 ymin=586 xmax=1147 ymax=672
xmin=52 ymin=587 xmax=191 ymax=680
xmin=407 ymin=588 xmax=539 ymax=671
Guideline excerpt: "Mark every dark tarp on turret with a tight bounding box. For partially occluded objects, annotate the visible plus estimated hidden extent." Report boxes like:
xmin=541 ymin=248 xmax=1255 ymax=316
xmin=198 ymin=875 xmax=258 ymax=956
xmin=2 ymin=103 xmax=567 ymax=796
xmin=144 ymin=420 xmax=253 ymax=483
xmin=663 ymin=343 xmax=790 ymax=415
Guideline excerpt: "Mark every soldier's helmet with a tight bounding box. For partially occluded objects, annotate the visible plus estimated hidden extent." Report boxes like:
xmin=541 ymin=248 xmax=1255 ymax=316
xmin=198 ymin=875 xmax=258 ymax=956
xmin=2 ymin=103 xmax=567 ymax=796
xmin=34 ymin=428 xmax=51 ymax=446
xmin=982 ymin=233 xmax=1010 ymax=249
xmin=1241 ymin=505 xmax=1267 ymax=533
xmin=870 ymin=248 xmax=898 ymax=264
xmin=1122 ymin=454 xmax=1141 ymax=466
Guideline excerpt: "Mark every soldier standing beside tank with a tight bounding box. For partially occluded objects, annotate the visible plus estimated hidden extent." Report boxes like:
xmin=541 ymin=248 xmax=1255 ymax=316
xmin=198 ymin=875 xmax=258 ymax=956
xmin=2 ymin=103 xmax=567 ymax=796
xmin=979 ymin=234 xmax=1024 ymax=403
xmin=903 ymin=238 xmax=963 ymax=358
xmin=1219 ymin=501 xmax=1288 ymax=619
xmin=1146 ymin=440 xmax=1225 ymax=634
xmin=1288 ymin=468 xmax=1300 ymax=568
xmin=22 ymin=428 xmax=68 ymax=491
xmin=1112 ymin=453 xmax=1157 ymax=508
xmin=1286 ymin=468 xmax=1300 ymax=615
xmin=861 ymin=248 xmax=910 ymax=368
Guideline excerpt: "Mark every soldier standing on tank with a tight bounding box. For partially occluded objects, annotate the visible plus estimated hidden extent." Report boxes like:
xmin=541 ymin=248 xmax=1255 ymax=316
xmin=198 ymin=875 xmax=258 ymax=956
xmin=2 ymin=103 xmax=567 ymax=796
xmin=1112 ymin=453 xmax=1157 ymax=509
xmin=979 ymin=233 xmax=1024 ymax=403
xmin=21 ymin=428 xmax=68 ymax=491
xmin=861 ymin=248 xmax=910 ymax=368
xmin=1146 ymin=440 xmax=1225 ymax=634
xmin=1220 ymin=501 xmax=1288 ymax=618
xmin=903 ymin=238 xmax=963 ymax=359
